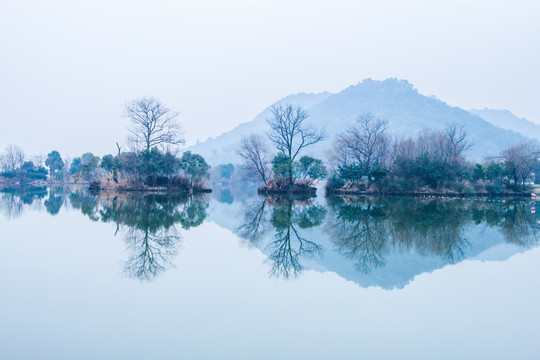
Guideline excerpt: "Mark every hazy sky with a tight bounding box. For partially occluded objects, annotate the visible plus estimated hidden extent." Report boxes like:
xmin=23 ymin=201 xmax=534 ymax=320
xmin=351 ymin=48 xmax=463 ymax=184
xmin=1 ymin=0 xmax=539 ymax=157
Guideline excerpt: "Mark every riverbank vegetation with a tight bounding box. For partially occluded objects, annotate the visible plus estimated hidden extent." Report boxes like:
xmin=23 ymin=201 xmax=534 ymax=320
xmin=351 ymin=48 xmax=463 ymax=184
xmin=237 ymin=104 xmax=327 ymax=195
xmin=0 ymin=97 xmax=211 ymax=194
xmin=325 ymin=113 xmax=540 ymax=196
xmin=236 ymin=105 xmax=540 ymax=197
xmin=4 ymin=99 xmax=540 ymax=198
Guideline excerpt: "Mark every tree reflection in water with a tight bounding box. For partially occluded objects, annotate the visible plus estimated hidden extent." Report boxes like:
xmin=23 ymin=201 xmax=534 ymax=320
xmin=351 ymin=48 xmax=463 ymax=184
xmin=0 ymin=186 xmax=65 ymax=218
xmin=326 ymin=196 xmax=540 ymax=273
xmin=237 ymin=195 xmax=326 ymax=279
xmin=0 ymin=187 xmax=46 ymax=218
xmin=325 ymin=197 xmax=389 ymax=272
xmin=1 ymin=185 xmax=539 ymax=281
xmin=70 ymin=190 xmax=209 ymax=281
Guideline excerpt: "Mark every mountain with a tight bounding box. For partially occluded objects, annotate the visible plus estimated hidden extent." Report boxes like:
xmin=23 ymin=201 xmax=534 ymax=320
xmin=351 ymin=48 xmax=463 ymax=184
xmin=188 ymin=79 xmax=529 ymax=165
xmin=469 ymin=108 xmax=540 ymax=141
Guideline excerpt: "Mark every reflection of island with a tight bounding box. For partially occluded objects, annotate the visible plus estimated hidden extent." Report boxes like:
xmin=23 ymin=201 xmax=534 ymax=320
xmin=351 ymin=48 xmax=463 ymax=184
xmin=237 ymin=195 xmax=326 ymax=279
xmin=232 ymin=193 xmax=540 ymax=285
xmin=2 ymin=185 xmax=540 ymax=287
xmin=70 ymin=190 xmax=209 ymax=281
xmin=0 ymin=186 xmax=64 ymax=218
xmin=326 ymin=197 xmax=471 ymax=273
xmin=0 ymin=187 xmax=209 ymax=281
xmin=323 ymin=196 xmax=540 ymax=287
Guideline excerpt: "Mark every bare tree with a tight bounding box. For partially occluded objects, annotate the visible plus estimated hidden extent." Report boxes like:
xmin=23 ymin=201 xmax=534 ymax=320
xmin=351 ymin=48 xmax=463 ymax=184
xmin=443 ymin=122 xmax=473 ymax=159
xmin=266 ymin=104 xmax=324 ymax=182
xmin=504 ymin=142 xmax=539 ymax=189
xmin=394 ymin=137 xmax=417 ymax=161
xmin=334 ymin=113 xmax=390 ymax=185
xmin=0 ymin=144 xmax=25 ymax=173
xmin=30 ymin=154 xmax=46 ymax=168
xmin=236 ymin=198 xmax=270 ymax=245
xmin=124 ymin=97 xmax=185 ymax=153
xmin=237 ymin=134 xmax=273 ymax=183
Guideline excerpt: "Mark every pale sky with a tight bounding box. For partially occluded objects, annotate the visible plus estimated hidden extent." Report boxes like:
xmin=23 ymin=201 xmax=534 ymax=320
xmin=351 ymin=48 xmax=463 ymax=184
xmin=1 ymin=0 xmax=539 ymax=157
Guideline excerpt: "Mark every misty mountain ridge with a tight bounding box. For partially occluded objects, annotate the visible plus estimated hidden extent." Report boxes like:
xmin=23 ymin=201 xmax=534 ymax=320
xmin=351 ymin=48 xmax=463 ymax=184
xmin=188 ymin=78 xmax=530 ymax=165
xmin=469 ymin=108 xmax=540 ymax=141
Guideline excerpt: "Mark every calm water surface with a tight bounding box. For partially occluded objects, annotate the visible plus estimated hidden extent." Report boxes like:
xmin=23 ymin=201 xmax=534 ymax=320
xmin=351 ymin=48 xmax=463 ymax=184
xmin=1 ymin=186 xmax=539 ymax=359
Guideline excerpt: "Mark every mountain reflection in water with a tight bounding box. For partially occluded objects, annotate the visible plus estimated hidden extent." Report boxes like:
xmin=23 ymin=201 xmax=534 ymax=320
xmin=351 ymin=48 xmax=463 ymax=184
xmin=235 ymin=194 xmax=540 ymax=282
xmin=1 ymin=186 xmax=539 ymax=286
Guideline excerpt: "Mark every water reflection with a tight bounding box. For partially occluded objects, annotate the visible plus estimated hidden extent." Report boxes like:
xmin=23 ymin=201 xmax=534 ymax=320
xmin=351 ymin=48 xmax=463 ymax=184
xmin=72 ymin=190 xmax=209 ymax=281
xmin=326 ymin=197 xmax=472 ymax=273
xmin=237 ymin=195 xmax=326 ymax=279
xmin=0 ymin=187 xmax=209 ymax=281
xmin=0 ymin=186 xmax=47 ymax=218
xmin=1 ymin=185 xmax=539 ymax=286
xmin=235 ymin=194 xmax=540 ymax=283
xmin=325 ymin=196 xmax=540 ymax=275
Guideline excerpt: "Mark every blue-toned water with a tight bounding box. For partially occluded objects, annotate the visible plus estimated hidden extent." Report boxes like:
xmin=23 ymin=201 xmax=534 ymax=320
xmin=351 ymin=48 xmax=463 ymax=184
xmin=1 ymin=186 xmax=539 ymax=359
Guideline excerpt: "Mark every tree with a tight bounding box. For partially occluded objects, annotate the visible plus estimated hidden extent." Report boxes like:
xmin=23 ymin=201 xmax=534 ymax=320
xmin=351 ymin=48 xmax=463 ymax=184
xmin=124 ymin=97 xmax=185 ymax=153
xmin=100 ymin=154 xmax=117 ymax=173
xmin=295 ymin=156 xmax=327 ymax=181
xmin=272 ymin=153 xmax=293 ymax=180
xmin=485 ymin=161 xmax=504 ymax=184
xmin=0 ymin=145 xmax=25 ymax=174
xmin=333 ymin=113 xmax=390 ymax=186
xmin=237 ymin=134 xmax=272 ymax=183
xmin=179 ymin=151 xmax=210 ymax=185
xmin=266 ymin=104 xmax=324 ymax=183
xmin=503 ymin=142 xmax=539 ymax=189
xmin=443 ymin=122 xmax=473 ymax=159
xmin=45 ymin=151 xmax=64 ymax=181
xmin=161 ymin=151 xmax=181 ymax=180
xmin=472 ymin=163 xmax=486 ymax=181
xmin=70 ymin=157 xmax=83 ymax=175
xmin=81 ymin=153 xmax=101 ymax=181
xmin=141 ymin=148 xmax=165 ymax=186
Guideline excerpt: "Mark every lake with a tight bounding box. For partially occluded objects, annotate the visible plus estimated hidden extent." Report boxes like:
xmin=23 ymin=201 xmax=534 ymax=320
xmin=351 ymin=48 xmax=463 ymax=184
xmin=1 ymin=186 xmax=539 ymax=359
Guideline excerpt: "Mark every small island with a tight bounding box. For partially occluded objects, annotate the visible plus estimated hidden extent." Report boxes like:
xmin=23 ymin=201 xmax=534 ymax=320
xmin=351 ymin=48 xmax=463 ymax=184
xmin=0 ymin=97 xmax=212 ymax=195
xmin=234 ymin=105 xmax=540 ymax=198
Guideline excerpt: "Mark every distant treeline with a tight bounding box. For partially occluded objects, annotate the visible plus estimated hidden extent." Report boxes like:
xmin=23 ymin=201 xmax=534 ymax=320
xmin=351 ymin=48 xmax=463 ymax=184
xmin=0 ymin=146 xmax=210 ymax=192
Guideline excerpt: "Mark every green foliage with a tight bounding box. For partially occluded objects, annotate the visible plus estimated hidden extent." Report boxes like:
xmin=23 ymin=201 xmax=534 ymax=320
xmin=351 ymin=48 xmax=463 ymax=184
xmin=44 ymin=192 xmax=63 ymax=215
xmin=413 ymin=152 xmax=445 ymax=189
xmin=45 ymin=151 xmax=63 ymax=180
xmin=1 ymin=161 xmax=48 ymax=182
xmin=272 ymin=153 xmax=293 ymax=180
xmin=81 ymin=153 xmax=100 ymax=181
xmin=472 ymin=163 xmax=486 ymax=181
xmin=485 ymin=161 xmax=504 ymax=182
xmin=179 ymin=151 xmax=210 ymax=184
xmin=369 ymin=163 xmax=389 ymax=186
xmin=100 ymin=154 xmax=117 ymax=173
xmin=141 ymin=148 xmax=164 ymax=185
xmin=295 ymin=156 xmax=327 ymax=181
xmin=70 ymin=157 xmax=82 ymax=175
xmin=326 ymin=174 xmax=345 ymax=189
xmin=23 ymin=162 xmax=48 ymax=181
xmin=161 ymin=151 xmax=181 ymax=179
xmin=337 ymin=164 xmax=364 ymax=183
